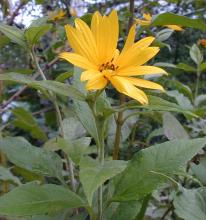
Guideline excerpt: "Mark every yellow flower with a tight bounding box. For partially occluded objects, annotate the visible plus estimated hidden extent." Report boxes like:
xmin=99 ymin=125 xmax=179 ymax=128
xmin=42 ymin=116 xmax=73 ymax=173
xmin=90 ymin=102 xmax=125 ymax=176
xmin=70 ymin=7 xmax=77 ymax=17
xmin=136 ymin=13 xmax=183 ymax=31
xmin=59 ymin=10 xmax=166 ymax=104
xmin=48 ymin=9 xmax=66 ymax=21
xmin=198 ymin=39 xmax=206 ymax=47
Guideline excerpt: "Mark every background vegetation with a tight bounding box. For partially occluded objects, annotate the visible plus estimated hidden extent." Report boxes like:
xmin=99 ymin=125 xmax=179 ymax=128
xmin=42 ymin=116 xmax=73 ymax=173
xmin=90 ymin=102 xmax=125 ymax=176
xmin=0 ymin=0 xmax=206 ymax=220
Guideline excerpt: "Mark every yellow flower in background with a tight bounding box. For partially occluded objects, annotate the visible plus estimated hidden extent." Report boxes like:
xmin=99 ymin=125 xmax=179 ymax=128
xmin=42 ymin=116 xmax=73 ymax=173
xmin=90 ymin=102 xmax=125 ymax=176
xmin=198 ymin=39 xmax=206 ymax=47
xmin=70 ymin=7 xmax=77 ymax=17
xmin=136 ymin=13 xmax=183 ymax=31
xmin=59 ymin=10 xmax=166 ymax=104
xmin=48 ymin=9 xmax=66 ymax=21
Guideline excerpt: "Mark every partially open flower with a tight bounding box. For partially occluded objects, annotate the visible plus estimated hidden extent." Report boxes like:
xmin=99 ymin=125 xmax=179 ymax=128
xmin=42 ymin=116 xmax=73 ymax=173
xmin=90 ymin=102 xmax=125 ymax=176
xmin=136 ymin=13 xmax=183 ymax=31
xmin=198 ymin=39 xmax=206 ymax=47
xmin=48 ymin=9 xmax=66 ymax=21
xmin=59 ymin=10 xmax=167 ymax=104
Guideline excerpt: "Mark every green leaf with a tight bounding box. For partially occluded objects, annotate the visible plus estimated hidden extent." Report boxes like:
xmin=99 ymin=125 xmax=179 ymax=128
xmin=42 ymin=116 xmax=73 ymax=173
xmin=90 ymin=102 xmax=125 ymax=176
xmin=152 ymin=13 xmax=206 ymax=30
xmin=62 ymin=117 xmax=86 ymax=141
xmin=112 ymin=138 xmax=206 ymax=201
xmin=58 ymin=137 xmax=91 ymax=165
xmin=25 ymin=24 xmax=52 ymax=46
xmin=154 ymin=62 xmax=177 ymax=68
xmin=0 ymin=73 xmax=85 ymax=101
xmin=0 ymin=24 xmax=26 ymax=48
xmin=55 ymin=72 xmax=73 ymax=82
xmin=80 ymin=157 xmax=127 ymax=205
xmin=200 ymin=62 xmax=206 ymax=72
xmin=0 ymin=182 xmax=85 ymax=216
xmin=156 ymin=28 xmax=174 ymax=42
xmin=0 ymin=166 xmax=21 ymax=185
xmin=12 ymin=107 xmax=47 ymax=141
xmin=190 ymin=44 xmax=203 ymax=65
xmin=0 ymin=35 xmax=10 ymax=48
xmin=0 ymin=137 xmax=63 ymax=180
xmin=128 ymin=95 xmax=196 ymax=117
xmin=163 ymin=112 xmax=189 ymax=140
xmin=167 ymin=90 xmax=193 ymax=110
xmin=177 ymin=63 xmax=196 ymax=72
xmin=103 ymin=201 xmax=141 ymax=220
xmin=174 ymin=187 xmax=206 ymax=220
xmin=191 ymin=156 xmax=206 ymax=185
xmin=74 ymin=101 xmax=99 ymax=145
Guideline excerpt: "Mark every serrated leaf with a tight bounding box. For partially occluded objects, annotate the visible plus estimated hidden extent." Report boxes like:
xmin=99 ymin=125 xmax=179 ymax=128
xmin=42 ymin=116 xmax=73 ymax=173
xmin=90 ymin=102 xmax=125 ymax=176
xmin=152 ymin=13 xmax=206 ymax=30
xmin=80 ymin=157 xmax=127 ymax=205
xmin=0 ymin=24 xmax=26 ymax=48
xmin=0 ymin=182 xmax=85 ymax=216
xmin=174 ymin=187 xmax=206 ymax=220
xmin=163 ymin=112 xmax=189 ymax=140
xmin=113 ymin=138 xmax=206 ymax=201
xmin=0 ymin=137 xmax=63 ymax=180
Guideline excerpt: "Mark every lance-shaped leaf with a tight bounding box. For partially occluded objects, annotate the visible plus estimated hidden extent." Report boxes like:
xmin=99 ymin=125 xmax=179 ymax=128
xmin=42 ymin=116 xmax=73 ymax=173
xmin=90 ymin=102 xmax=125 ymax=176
xmin=80 ymin=157 xmax=127 ymax=205
xmin=152 ymin=13 xmax=206 ymax=30
xmin=0 ymin=137 xmax=63 ymax=180
xmin=0 ymin=73 xmax=85 ymax=101
xmin=25 ymin=24 xmax=52 ymax=45
xmin=0 ymin=24 xmax=26 ymax=48
xmin=174 ymin=187 xmax=206 ymax=220
xmin=0 ymin=182 xmax=85 ymax=216
xmin=113 ymin=138 xmax=206 ymax=201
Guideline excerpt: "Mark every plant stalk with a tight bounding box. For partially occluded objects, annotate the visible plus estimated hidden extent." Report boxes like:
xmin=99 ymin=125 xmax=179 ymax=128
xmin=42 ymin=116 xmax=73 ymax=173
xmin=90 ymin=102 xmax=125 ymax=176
xmin=31 ymin=48 xmax=76 ymax=192
xmin=113 ymin=0 xmax=134 ymax=160
xmin=194 ymin=65 xmax=200 ymax=101
xmin=135 ymin=194 xmax=151 ymax=220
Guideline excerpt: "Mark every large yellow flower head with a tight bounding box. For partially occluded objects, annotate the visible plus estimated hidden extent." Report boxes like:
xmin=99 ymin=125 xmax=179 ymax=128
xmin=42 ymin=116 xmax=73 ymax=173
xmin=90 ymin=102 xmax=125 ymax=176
xmin=136 ymin=13 xmax=183 ymax=31
xmin=59 ymin=10 xmax=167 ymax=104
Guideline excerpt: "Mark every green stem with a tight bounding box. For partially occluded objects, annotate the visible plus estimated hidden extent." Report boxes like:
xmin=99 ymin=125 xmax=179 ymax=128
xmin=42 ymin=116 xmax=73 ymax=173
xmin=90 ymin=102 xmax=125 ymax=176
xmin=31 ymin=47 xmax=76 ymax=192
xmin=134 ymin=194 xmax=151 ymax=220
xmin=194 ymin=65 xmax=200 ymax=101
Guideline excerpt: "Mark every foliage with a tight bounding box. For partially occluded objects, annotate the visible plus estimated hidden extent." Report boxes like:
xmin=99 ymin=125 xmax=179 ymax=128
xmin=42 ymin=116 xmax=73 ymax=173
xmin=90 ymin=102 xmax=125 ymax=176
xmin=0 ymin=0 xmax=206 ymax=220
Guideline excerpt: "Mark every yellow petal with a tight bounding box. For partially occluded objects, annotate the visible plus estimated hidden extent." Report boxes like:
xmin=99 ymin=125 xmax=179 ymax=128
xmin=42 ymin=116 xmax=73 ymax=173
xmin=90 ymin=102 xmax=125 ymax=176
xmin=121 ymin=24 xmax=136 ymax=53
xmin=91 ymin=10 xmax=119 ymax=63
xmin=65 ymin=25 xmax=90 ymax=57
xmin=143 ymin=13 xmax=152 ymax=21
xmin=165 ymin=25 xmax=183 ymax=31
xmin=81 ymin=70 xmax=101 ymax=81
xmin=117 ymin=47 xmax=159 ymax=69
xmin=116 ymin=37 xmax=155 ymax=67
xmin=86 ymin=75 xmax=107 ymax=90
xmin=74 ymin=18 xmax=99 ymax=64
xmin=59 ymin=52 xmax=97 ymax=70
xmin=117 ymin=65 xmax=167 ymax=76
xmin=135 ymin=19 xmax=151 ymax=26
xmin=109 ymin=76 xmax=148 ymax=104
xmin=124 ymin=77 xmax=165 ymax=91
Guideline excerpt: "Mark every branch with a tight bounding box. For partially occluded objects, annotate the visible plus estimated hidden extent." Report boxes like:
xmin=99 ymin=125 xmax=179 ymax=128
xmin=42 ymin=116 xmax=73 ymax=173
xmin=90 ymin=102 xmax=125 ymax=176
xmin=7 ymin=1 xmax=26 ymax=25
xmin=0 ymin=57 xmax=59 ymax=114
